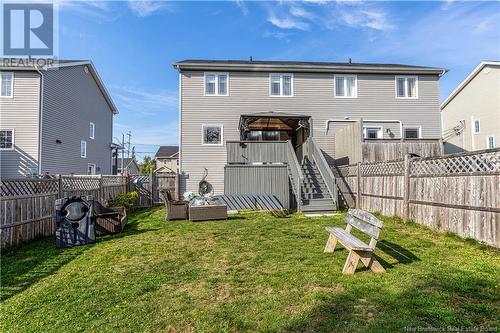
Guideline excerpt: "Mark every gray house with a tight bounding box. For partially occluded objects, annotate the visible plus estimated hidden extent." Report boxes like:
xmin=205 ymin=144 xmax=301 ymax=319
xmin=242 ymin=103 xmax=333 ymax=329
xmin=173 ymin=59 xmax=445 ymax=213
xmin=116 ymin=157 xmax=140 ymax=175
xmin=0 ymin=59 xmax=117 ymax=178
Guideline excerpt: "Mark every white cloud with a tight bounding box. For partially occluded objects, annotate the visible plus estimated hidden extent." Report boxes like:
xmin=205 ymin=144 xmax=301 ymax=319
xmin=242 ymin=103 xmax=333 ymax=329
xmin=268 ymin=16 xmax=310 ymax=30
xmin=128 ymin=1 xmax=171 ymax=17
xmin=263 ymin=30 xmax=293 ymax=40
xmin=290 ymin=6 xmax=314 ymax=20
xmin=234 ymin=0 xmax=249 ymax=16
xmin=110 ymin=85 xmax=178 ymax=117
xmin=338 ymin=9 xmax=393 ymax=31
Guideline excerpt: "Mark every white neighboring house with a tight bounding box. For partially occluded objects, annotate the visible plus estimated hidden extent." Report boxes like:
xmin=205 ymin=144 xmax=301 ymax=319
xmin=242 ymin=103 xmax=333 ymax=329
xmin=0 ymin=59 xmax=118 ymax=178
xmin=441 ymin=61 xmax=500 ymax=153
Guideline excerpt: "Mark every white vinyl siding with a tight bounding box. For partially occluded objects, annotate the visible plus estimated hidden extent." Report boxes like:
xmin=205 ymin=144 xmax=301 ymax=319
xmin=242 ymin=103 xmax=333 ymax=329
xmin=487 ymin=135 xmax=495 ymax=149
xmin=1 ymin=72 xmax=14 ymax=98
xmin=202 ymin=125 xmax=223 ymax=146
xmin=0 ymin=129 xmax=14 ymax=149
xmin=334 ymin=75 xmax=357 ymax=98
xmin=269 ymin=73 xmax=293 ymax=97
xmin=395 ymin=76 xmax=418 ymax=99
xmin=81 ymin=140 xmax=87 ymax=158
xmin=204 ymin=72 xmax=228 ymax=96
xmin=89 ymin=122 xmax=95 ymax=139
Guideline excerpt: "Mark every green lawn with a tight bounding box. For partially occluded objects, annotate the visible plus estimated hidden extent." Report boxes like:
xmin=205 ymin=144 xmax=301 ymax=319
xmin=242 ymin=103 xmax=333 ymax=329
xmin=1 ymin=208 xmax=499 ymax=333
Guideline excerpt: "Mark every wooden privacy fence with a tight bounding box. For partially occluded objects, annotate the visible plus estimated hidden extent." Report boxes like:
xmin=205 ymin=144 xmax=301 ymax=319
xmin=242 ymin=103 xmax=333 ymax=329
xmin=335 ymin=148 xmax=500 ymax=248
xmin=0 ymin=175 xmax=127 ymax=249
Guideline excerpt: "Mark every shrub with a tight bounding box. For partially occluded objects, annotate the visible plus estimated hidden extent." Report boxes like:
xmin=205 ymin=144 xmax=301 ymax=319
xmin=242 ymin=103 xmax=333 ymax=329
xmin=110 ymin=191 xmax=139 ymax=211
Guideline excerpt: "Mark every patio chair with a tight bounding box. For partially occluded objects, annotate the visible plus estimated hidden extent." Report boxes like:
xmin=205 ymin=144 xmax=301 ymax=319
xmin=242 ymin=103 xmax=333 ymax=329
xmin=160 ymin=189 xmax=188 ymax=221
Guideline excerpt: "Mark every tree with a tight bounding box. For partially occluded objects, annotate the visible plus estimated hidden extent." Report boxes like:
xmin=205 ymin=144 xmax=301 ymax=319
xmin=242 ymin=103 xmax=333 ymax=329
xmin=140 ymin=155 xmax=156 ymax=175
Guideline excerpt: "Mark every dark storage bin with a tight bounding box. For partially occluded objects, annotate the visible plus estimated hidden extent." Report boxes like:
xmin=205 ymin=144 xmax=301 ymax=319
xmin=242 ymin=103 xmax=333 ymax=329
xmin=55 ymin=196 xmax=95 ymax=248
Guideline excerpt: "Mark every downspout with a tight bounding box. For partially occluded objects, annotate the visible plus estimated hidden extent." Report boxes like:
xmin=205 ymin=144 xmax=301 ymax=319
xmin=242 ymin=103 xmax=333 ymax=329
xmin=34 ymin=65 xmax=44 ymax=175
xmin=325 ymin=119 xmax=404 ymax=139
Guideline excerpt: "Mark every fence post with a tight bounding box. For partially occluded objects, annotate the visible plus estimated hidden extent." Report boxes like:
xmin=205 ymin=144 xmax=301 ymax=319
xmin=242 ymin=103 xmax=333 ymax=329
xmin=57 ymin=174 xmax=62 ymax=198
xmin=403 ymin=154 xmax=411 ymax=219
xmin=175 ymin=173 xmax=179 ymax=200
xmin=149 ymin=171 xmax=154 ymax=207
xmin=356 ymin=162 xmax=361 ymax=208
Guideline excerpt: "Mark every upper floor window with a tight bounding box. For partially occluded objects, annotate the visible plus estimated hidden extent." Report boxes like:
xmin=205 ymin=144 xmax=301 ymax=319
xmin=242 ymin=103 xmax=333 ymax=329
xmin=1 ymin=72 xmax=14 ymax=97
xmin=473 ymin=119 xmax=480 ymax=134
xmin=205 ymin=72 xmax=228 ymax=96
xmin=363 ymin=127 xmax=383 ymax=139
xmin=404 ymin=127 xmax=421 ymax=139
xmin=202 ymin=124 xmax=223 ymax=146
xmin=270 ymin=73 xmax=293 ymax=97
xmin=334 ymin=75 xmax=357 ymax=98
xmin=0 ymin=129 xmax=14 ymax=149
xmin=89 ymin=122 xmax=95 ymax=139
xmin=81 ymin=140 xmax=87 ymax=158
xmin=487 ymin=135 xmax=495 ymax=149
xmin=395 ymin=76 xmax=418 ymax=99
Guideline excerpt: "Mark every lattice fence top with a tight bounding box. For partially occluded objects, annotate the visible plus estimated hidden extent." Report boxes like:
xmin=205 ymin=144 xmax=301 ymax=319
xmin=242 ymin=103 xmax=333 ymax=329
xmin=61 ymin=176 xmax=100 ymax=191
xmin=1 ymin=179 xmax=58 ymax=197
xmin=102 ymin=176 xmax=126 ymax=187
xmin=361 ymin=160 xmax=404 ymax=176
xmin=411 ymin=149 xmax=500 ymax=176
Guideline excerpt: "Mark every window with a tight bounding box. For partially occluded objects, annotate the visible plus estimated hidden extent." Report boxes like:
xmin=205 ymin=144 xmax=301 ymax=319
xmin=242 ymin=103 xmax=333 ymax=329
xmin=81 ymin=140 xmax=87 ymax=158
xmin=247 ymin=130 xmax=280 ymax=141
xmin=202 ymin=125 xmax=223 ymax=145
xmin=473 ymin=119 xmax=480 ymax=134
xmin=269 ymin=73 xmax=293 ymax=97
xmin=204 ymin=72 xmax=228 ymax=96
xmin=363 ymin=127 xmax=382 ymax=139
xmin=395 ymin=76 xmax=418 ymax=98
xmin=0 ymin=129 xmax=14 ymax=149
xmin=1 ymin=72 xmax=13 ymax=97
xmin=404 ymin=127 xmax=421 ymax=139
xmin=87 ymin=163 xmax=96 ymax=175
xmin=89 ymin=122 xmax=95 ymax=139
xmin=487 ymin=135 xmax=495 ymax=149
xmin=334 ymin=75 xmax=357 ymax=98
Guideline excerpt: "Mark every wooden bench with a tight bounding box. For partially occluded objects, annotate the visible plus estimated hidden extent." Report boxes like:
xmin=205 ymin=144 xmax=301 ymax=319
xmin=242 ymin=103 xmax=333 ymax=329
xmin=324 ymin=208 xmax=386 ymax=275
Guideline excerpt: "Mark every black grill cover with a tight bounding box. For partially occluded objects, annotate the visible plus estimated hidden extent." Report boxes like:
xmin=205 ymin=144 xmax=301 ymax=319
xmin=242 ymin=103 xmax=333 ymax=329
xmin=55 ymin=196 xmax=95 ymax=248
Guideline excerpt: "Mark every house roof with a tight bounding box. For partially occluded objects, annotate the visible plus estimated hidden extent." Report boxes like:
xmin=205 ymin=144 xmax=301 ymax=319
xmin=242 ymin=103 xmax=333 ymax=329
xmin=155 ymin=146 xmax=179 ymax=158
xmin=173 ymin=59 xmax=447 ymax=75
xmin=0 ymin=58 xmax=118 ymax=114
xmin=441 ymin=61 xmax=500 ymax=110
xmin=117 ymin=157 xmax=138 ymax=170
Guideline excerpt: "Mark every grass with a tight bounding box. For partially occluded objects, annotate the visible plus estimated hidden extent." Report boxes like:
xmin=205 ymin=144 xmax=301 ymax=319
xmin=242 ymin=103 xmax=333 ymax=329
xmin=1 ymin=208 xmax=499 ymax=333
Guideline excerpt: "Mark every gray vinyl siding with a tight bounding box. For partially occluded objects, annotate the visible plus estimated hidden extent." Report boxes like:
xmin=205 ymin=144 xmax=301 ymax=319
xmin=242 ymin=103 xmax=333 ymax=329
xmin=41 ymin=65 xmax=113 ymax=175
xmin=180 ymin=71 xmax=441 ymax=194
xmin=0 ymin=71 xmax=40 ymax=178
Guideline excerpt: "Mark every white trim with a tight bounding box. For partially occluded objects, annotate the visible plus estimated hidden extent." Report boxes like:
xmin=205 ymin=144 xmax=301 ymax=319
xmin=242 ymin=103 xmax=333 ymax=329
xmin=201 ymin=124 xmax=224 ymax=146
xmin=87 ymin=163 xmax=96 ymax=175
xmin=441 ymin=61 xmax=500 ymax=109
xmin=203 ymin=72 xmax=229 ymax=96
xmin=395 ymin=75 xmax=418 ymax=99
xmin=80 ymin=140 xmax=87 ymax=158
xmin=486 ymin=135 xmax=495 ymax=149
xmin=0 ymin=128 xmax=15 ymax=150
xmin=0 ymin=72 xmax=14 ymax=98
xmin=178 ymin=72 xmax=182 ymax=172
xmin=363 ymin=126 xmax=383 ymax=139
xmin=89 ymin=122 xmax=95 ymax=139
xmin=334 ymin=74 xmax=358 ymax=98
xmin=403 ymin=126 xmax=422 ymax=139
xmin=269 ymin=73 xmax=294 ymax=97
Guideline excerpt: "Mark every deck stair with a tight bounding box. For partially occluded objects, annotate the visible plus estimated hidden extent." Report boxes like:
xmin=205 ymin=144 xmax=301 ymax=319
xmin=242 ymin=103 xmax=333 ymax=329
xmin=300 ymin=157 xmax=336 ymax=214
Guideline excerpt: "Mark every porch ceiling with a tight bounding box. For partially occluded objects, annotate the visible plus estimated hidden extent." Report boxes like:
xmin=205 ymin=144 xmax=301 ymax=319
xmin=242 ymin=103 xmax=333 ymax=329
xmin=239 ymin=111 xmax=310 ymax=132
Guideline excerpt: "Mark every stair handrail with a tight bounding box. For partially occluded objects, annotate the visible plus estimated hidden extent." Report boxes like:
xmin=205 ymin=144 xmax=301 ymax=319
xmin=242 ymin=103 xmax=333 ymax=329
xmin=305 ymin=137 xmax=338 ymax=210
xmin=286 ymin=140 xmax=304 ymax=211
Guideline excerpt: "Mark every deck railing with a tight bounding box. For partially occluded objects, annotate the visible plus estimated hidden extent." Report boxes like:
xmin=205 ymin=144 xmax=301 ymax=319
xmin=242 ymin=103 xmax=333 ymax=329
xmin=286 ymin=140 xmax=304 ymax=211
xmin=226 ymin=141 xmax=288 ymax=164
xmin=304 ymin=137 xmax=338 ymax=209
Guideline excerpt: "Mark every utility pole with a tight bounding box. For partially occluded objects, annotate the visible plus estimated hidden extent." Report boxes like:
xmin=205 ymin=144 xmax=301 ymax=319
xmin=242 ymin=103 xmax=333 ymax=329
xmin=121 ymin=133 xmax=125 ymax=174
xmin=126 ymin=131 xmax=132 ymax=158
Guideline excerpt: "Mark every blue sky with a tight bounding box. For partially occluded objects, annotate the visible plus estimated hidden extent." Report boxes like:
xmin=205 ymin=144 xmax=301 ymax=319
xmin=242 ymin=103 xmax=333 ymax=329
xmin=55 ymin=0 xmax=500 ymax=161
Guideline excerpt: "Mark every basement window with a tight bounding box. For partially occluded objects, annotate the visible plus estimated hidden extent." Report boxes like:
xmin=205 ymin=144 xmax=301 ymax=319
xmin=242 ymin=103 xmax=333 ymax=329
xmin=404 ymin=127 xmax=421 ymax=139
xmin=363 ymin=127 xmax=383 ymax=139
